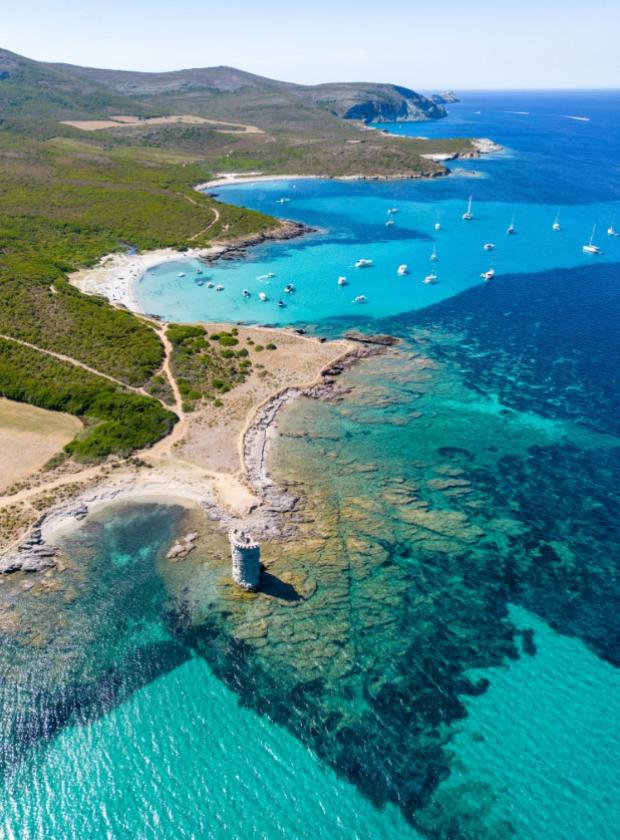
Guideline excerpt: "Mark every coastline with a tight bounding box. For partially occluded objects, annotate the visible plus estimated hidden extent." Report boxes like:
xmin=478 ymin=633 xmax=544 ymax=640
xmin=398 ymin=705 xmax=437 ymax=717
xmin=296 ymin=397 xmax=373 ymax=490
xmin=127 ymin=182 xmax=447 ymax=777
xmin=68 ymin=219 xmax=311 ymax=313
xmin=194 ymin=137 xmax=503 ymax=191
xmin=0 ymin=324 xmax=375 ymax=571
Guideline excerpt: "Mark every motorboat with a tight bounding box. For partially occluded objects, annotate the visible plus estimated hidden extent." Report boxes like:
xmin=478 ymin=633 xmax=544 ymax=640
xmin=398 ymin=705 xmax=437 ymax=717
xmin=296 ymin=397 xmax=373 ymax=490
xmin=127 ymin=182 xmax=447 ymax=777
xmin=481 ymin=269 xmax=495 ymax=281
xmin=462 ymin=195 xmax=473 ymax=220
xmin=422 ymin=273 xmax=437 ymax=285
xmin=353 ymin=295 xmax=368 ymax=303
xmin=483 ymin=243 xmax=495 ymax=251
xmin=386 ymin=220 xmax=395 ymax=227
xmin=206 ymin=282 xmax=214 ymax=288
xmin=277 ymin=198 xmax=290 ymax=204
xmin=215 ymin=284 xmax=224 ymax=291
xmin=338 ymin=276 xmax=348 ymax=286
xmin=257 ymin=273 xmax=275 ymax=281
xmin=582 ymin=225 xmax=601 ymax=254
xmin=242 ymin=289 xmax=251 ymax=298
xmin=178 ymin=272 xmax=186 ymax=278
xmin=397 ymin=264 xmax=408 ymax=276
xmin=284 ymin=283 xmax=295 ymax=293
xmin=355 ymin=259 xmax=373 ymax=268
xmin=277 ymin=300 xmax=286 ymax=308
xmin=387 ymin=207 xmax=399 ymax=214
xmin=259 ymin=291 xmax=268 ymax=301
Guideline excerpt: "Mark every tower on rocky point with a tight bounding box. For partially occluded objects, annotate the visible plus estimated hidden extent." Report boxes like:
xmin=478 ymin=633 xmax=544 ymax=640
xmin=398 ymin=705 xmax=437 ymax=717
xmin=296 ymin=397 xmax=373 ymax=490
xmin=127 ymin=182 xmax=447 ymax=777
xmin=229 ymin=529 xmax=261 ymax=591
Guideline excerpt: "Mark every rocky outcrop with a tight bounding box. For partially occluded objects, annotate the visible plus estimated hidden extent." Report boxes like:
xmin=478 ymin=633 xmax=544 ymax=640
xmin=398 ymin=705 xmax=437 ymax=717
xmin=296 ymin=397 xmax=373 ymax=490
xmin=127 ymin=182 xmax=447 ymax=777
xmin=0 ymin=520 xmax=58 ymax=574
xmin=431 ymin=91 xmax=460 ymax=104
xmin=311 ymin=83 xmax=447 ymax=123
xmin=200 ymin=221 xmax=315 ymax=264
xmin=344 ymin=331 xmax=400 ymax=346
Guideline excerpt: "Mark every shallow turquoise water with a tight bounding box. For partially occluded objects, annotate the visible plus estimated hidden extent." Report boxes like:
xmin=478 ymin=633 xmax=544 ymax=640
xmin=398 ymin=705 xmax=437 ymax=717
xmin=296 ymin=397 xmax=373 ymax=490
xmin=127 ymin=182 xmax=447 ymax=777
xmin=137 ymin=188 xmax=620 ymax=325
xmin=3 ymin=657 xmax=419 ymax=840
xmin=444 ymin=606 xmax=620 ymax=840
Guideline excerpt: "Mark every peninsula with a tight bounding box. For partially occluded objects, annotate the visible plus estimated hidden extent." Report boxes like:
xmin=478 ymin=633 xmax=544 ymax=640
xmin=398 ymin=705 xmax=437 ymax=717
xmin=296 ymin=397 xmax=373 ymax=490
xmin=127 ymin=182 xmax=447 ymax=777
xmin=0 ymin=48 xmax=488 ymax=561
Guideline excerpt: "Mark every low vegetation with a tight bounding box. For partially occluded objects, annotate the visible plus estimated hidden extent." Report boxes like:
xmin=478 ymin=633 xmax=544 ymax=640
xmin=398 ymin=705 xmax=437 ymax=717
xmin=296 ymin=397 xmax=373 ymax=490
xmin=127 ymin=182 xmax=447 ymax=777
xmin=167 ymin=325 xmax=252 ymax=411
xmin=0 ymin=339 xmax=176 ymax=460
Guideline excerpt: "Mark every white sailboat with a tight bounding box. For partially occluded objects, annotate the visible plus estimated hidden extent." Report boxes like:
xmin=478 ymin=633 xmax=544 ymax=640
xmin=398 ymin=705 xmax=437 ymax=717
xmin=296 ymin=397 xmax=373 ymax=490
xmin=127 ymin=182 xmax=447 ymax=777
xmin=430 ymin=245 xmax=438 ymax=262
xmin=608 ymin=216 xmax=618 ymax=237
xmin=422 ymin=273 xmax=437 ymax=285
xmin=553 ymin=210 xmax=561 ymax=232
xmin=355 ymin=258 xmax=373 ymax=268
xmin=462 ymin=196 xmax=473 ymax=221
xmin=434 ymin=212 xmax=441 ymax=231
xmin=507 ymin=214 xmax=516 ymax=235
xmin=582 ymin=225 xmax=601 ymax=254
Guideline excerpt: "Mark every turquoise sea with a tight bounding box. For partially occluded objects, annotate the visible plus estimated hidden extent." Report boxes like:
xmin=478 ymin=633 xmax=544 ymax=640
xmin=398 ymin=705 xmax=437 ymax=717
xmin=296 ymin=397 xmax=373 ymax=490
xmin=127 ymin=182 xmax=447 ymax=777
xmin=2 ymin=91 xmax=620 ymax=839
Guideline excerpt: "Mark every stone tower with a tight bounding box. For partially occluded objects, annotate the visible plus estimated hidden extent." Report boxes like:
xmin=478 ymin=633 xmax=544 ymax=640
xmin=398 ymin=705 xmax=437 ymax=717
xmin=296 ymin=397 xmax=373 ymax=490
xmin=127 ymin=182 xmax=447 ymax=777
xmin=229 ymin=529 xmax=261 ymax=591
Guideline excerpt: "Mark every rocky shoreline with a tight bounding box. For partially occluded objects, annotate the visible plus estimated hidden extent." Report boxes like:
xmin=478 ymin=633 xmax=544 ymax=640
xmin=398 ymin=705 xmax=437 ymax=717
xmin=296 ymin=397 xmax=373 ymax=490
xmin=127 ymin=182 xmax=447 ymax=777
xmin=0 ymin=340 xmax=386 ymax=574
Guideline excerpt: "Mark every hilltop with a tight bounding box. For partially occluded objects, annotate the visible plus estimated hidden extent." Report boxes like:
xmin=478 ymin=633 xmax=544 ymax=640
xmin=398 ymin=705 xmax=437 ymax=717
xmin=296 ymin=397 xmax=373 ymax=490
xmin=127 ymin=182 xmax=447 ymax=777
xmin=0 ymin=48 xmax=446 ymax=125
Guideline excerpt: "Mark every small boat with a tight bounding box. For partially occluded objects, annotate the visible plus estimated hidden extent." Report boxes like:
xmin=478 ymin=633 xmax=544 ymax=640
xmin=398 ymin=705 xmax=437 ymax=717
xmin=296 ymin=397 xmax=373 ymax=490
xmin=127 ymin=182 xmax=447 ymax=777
xmin=284 ymin=283 xmax=295 ymax=293
xmin=481 ymin=269 xmax=495 ymax=281
xmin=338 ymin=276 xmax=348 ymax=286
xmin=483 ymin=243 xmax=495 ymax=251
xmin=259 ymin=292 xmax=268 ymax=301
xmin=434 ymin=213 xmax=441 ymax=231
xmin=277 ymin=198 xmax=290 ymax=204
xmin=385 ymin=220 xmax=395 ymax=227
xmin=387 ymin=207 xmax=399 ymax=214
xmin=397 ymin=264 xmax=408 ymax=276
xmin=195 ymin=279 xmax=204 ymax=286
xmin=242 ymin=289 xmax=251 ymax=298
xmin=553 ymin=210 xmax=561 ymax=232
xmin=215 ymin=284 xmax=224 ymax=292
xmin=430 ymin=245 xmax=438 ymax=262
xmin=257 ymin=273 xmax=275 ymax=281
xmin=462 ymin=195 xmax=473 ymax=221
xmin=422 ymin=273 xmax=437 ymax=285
xmin=178 ymin=272 xmax=186 ymax=278
xmin=582 ymin=225 xmax=601 ymax=254
xmin=608 ymin=217 xmax=618 ymax=237
xmin=277 ymin=300 xmax=286 ymax=308
xmin=353 ymin=295 xmax=368 ymax=304
xmin=206 ymin=282 xmax=214 ymax=288
xmin=355 ymin=259 xmax=373 ymax=268
xmin=507 ymin=214 xmax=516 ymax=235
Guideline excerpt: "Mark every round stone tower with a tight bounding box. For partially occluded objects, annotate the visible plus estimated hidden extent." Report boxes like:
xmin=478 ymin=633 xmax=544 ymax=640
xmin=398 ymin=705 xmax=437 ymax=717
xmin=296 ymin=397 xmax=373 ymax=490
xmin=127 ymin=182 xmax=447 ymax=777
xmin=229 ymin=529 xmax=261 ymax=591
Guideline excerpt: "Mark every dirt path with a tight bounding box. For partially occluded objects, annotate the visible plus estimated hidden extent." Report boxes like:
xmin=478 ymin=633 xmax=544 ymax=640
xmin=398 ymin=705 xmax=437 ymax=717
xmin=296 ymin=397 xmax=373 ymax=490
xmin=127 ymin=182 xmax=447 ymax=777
xmin=0 ymin=333 xmax=150 ymax=396
xmin=189 ymin=205 xmax=221 ymax=241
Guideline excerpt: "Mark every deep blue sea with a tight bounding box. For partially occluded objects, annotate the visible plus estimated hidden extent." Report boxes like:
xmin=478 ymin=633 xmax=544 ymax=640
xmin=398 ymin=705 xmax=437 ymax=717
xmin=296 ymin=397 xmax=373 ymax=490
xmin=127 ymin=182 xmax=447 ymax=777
xmin=2 ymin=92 xmax=620 ymax=839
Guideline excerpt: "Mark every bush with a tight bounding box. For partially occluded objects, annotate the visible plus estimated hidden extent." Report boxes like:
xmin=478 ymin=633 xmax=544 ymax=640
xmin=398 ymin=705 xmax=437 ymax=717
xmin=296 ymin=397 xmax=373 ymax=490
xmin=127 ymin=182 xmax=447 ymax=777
xmin=266 ymin=343 xmax=277 ymax=351
xmin=254 ymin=344 xmax=264 ymax=352
xmin=218 ymin=334 xmax=239 ymax=347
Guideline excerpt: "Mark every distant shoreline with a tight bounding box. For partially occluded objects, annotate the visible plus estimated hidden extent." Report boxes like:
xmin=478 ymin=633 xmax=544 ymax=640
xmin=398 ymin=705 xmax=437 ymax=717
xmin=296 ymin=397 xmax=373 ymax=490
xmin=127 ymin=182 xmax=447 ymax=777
xmin=196 ymin=138 xmax=502 ymax=191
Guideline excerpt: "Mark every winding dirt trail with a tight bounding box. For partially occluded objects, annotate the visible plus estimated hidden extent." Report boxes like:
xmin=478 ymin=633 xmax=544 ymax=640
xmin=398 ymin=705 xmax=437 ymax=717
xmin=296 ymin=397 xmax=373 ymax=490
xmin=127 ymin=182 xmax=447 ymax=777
xmin=0 ymin=333 xmax=150 ymax=396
